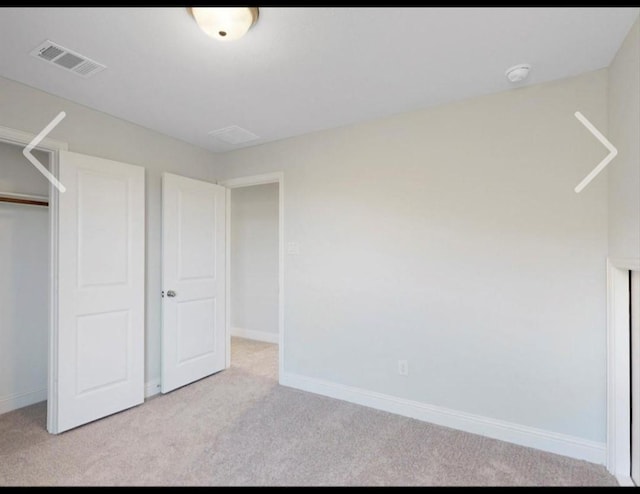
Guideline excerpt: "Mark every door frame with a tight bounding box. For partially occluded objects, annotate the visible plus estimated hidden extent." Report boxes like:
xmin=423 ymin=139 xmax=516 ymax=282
xmin=220 ymin=172 xmax=284 ymax=380
xmin=0 ymin=124 xmax=68 ymax=433
xmin=607 ymin=256 xmax=640 ymax=484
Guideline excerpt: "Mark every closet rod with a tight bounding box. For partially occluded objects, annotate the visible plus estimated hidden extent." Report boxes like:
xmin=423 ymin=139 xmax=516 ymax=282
xmin=0 ymin=192 xmax=48 ymax=207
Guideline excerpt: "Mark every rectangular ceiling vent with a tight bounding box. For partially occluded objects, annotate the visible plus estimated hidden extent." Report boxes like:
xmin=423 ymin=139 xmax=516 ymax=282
xmin=208 ymin=125 xmax=260 ymax=145
xmin=30 ymin=40 xmax=106 ymax=78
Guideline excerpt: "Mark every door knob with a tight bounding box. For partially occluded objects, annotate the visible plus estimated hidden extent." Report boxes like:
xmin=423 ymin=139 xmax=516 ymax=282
xmin=167 ymin=290 xmax=177 ymax=298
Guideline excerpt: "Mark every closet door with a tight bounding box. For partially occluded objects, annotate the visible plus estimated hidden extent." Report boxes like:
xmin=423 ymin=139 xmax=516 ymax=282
xmin=53 ymin=150 xmax=145 ymax=433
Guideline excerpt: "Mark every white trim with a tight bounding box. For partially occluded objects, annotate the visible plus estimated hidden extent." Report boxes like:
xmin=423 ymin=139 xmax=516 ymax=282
xmin=281 ymin=372 xmax=606 ymax=465
xmin=231 ymin=327 xmax=279 ymax=344
xmin=0 ymin=388 xmax=47 ymax=415
xmin=615 ymin=475 xmax=635 ymax=487
xmin=145 ymin=379 xmax=161 ymax=398
xmin=225 ymin=188 xmax=231 ymax=369
xmin=607 ymin=257 xmax=640 ymax=478
xmin=48 ymin=154 xmax=60 ymax=434
xmin=222 ymin=172 xmax=282 ymax=188
xmin=0 ymin=124 xmax=68 ymax=152
xmin=0 ymin=125 xmax=68 ymax=435
xmin=221 ymin=172 xmax=285 ymax=380
xmin=610 ymin=258 xmax=640 ymax=271
xmin=632 ymin=270 xmax=640 ymax=485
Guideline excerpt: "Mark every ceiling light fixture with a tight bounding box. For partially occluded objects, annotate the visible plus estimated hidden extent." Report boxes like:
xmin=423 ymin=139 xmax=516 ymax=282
xmin=189 ymin=7 xmax=259 ymax=41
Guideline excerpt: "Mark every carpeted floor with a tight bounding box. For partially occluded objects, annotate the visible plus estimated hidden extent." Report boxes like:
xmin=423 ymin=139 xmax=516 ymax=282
xmin=0 ymin=337 xmax=618 ymax=486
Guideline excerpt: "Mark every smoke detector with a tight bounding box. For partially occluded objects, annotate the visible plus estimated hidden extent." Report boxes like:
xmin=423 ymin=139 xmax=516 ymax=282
xmin=505 ymin=64 xmax=531 ymax=83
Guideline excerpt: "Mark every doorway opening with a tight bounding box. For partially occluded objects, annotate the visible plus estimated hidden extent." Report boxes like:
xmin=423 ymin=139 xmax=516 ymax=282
xmin=0 ymin=124 xmax=66 ymax=434
xmin=223 ymin=173 xmax=283 ymax=382
xmin=0 ymin=139 xmax=52 ymax=428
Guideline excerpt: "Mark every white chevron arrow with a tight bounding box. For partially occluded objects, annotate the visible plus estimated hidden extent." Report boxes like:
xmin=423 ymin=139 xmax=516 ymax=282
xmin=23 ymin=111 xmax=67 ymax=193
xmin=574 ymin=111 xmax=618 ymax=194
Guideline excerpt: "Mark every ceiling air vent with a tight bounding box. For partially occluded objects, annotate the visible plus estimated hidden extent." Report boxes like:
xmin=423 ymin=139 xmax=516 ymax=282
xmin=30 ymin=40 xmax=106 ymax=78
xmin=208 ymin=125 xmax=260 ymax=145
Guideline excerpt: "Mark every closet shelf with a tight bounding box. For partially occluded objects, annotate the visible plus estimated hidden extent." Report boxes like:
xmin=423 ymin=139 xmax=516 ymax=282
xmin=0 ymin=191 xmax=48 ymax=207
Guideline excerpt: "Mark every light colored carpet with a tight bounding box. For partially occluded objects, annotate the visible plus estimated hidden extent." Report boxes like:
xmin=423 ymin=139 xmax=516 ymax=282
xmin=0 ymin=337 xmax=617 ymax=486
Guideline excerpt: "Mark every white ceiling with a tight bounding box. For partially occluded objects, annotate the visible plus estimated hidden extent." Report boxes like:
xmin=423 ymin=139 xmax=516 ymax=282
xmin=0 ymin=7 xmax=637 ymax=153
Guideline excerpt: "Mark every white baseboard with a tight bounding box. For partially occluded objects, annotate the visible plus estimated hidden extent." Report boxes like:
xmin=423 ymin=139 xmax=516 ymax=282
xmin=232 ymin=327 xmax=279 ymax=344
xmin=0 ymin=388 xmax=47 ymax=415
xmin=615 ymin=475 xmax=635 ymax=487
xmin=280 ymin=372 xmax=606 ymax=465
xmin=145 ymin=379 xmax=161 ymax=398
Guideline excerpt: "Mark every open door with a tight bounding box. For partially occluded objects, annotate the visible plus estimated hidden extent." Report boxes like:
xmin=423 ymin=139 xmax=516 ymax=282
xmin=52 ymin=150 xmax=145 ymax=433
xmin=161 ymin=173 xmax=226 ymax=393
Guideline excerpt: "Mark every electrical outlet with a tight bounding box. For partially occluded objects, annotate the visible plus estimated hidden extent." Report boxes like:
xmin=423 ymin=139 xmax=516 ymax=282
xmin=398 ymin=360 xmax=409 ymax=376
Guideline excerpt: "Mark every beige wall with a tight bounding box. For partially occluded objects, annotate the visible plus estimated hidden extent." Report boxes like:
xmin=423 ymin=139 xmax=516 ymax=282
xmin=213 ymin=69 xmax=609 ymax=443
xmin=608 ymin=16 xmax=640 ymax=260
xmin=0 ymin=75 xmax=218 ymax=390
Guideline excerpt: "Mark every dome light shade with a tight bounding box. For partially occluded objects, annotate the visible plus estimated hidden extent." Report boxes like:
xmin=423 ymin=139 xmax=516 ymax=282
xmin=190 ymin=7 xmax=259 ymax=41
xmin=505 ymin=63 xmax=531 ymax=83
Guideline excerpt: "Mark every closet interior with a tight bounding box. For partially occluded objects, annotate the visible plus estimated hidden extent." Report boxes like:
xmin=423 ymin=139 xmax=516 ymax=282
xmin=0 ymin=139 xmax=51 ymax=417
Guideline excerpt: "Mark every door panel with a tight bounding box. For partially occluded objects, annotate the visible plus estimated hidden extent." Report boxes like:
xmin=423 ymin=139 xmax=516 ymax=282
xmin=77 ymin=171 xmax=129 ymax=286
xmin=56 ymin=150 xmax=145 ymax=433
xmin=161 ymin=173 xmax=226 ymax=393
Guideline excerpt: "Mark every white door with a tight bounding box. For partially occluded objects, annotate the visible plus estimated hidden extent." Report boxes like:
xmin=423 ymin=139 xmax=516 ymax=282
xmin=54 ymin=150 xmax=145 ymax=433
xmin=632 ymin=270 xmax=639 ymax=485
xmin=161 ymin=173 xmax=226 ymax=393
